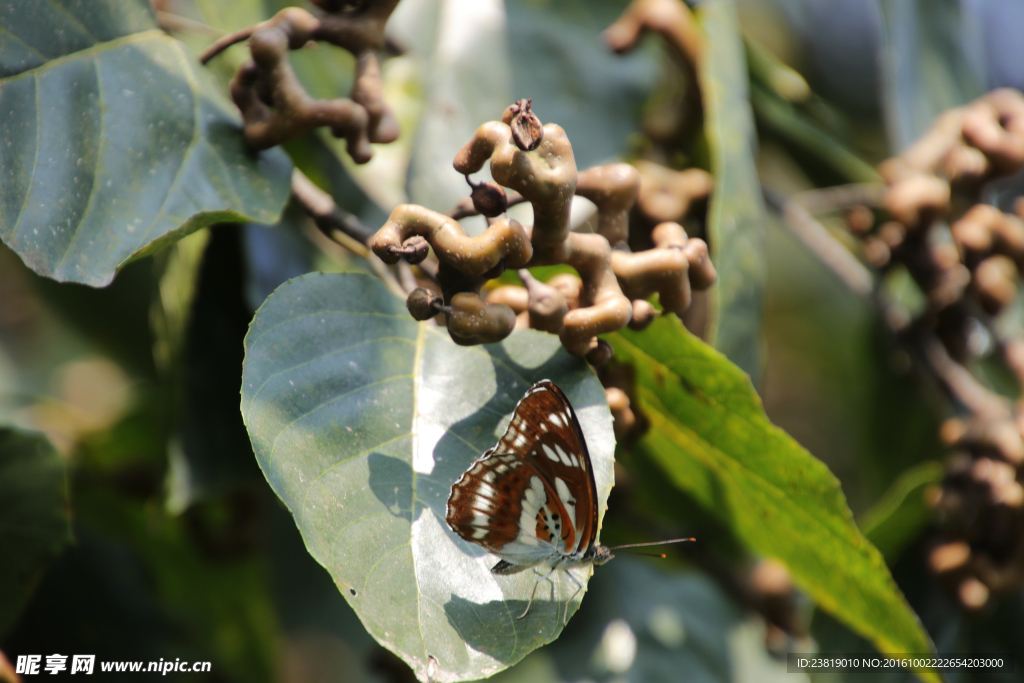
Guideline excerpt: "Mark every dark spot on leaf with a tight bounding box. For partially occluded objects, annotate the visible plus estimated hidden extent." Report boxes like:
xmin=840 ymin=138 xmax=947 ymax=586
xmin=349 ymin=588 xmax=357 ymax=596
xmin=679 ymin=375 xmax=710 ymax=403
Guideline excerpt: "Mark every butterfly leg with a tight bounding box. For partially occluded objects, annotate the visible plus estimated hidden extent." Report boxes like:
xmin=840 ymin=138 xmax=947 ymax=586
xmin=561 ymin=569 xmax=585 ymax=626
xmin=517 ymin=567 xmax=557 ymax=620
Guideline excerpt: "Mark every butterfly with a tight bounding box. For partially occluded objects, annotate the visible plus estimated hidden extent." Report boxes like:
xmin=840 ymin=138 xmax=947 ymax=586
xmin=446 ymin=380 xmax=691 ymax=624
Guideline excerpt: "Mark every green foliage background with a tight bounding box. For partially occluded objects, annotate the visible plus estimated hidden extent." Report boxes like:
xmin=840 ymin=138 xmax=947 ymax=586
xmin=2 ymin=0 xmax=1023 ymax=682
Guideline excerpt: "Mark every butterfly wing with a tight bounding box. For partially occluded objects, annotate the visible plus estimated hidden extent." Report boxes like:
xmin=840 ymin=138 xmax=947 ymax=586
xmin=446 ymin=449 xmax=564 ymax=569
xmin=494 ymin=380 xmax=599 ymax=557
xmin=446 ymin=380 xmax=600 ymax=569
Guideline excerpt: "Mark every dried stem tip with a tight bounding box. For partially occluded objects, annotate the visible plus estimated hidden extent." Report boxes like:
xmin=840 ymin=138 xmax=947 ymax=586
xmin=586 ymin=338 xmax=614 ymax=367
xmin=406 ymin=288 xmax=444 ymax=320
xmin=388 ymin=235 xmax=431 ymax=264
xmin=504 ymin=98 xmax=544 ymax=151
xmin=466 ymin=176 xmax=508 ymax=217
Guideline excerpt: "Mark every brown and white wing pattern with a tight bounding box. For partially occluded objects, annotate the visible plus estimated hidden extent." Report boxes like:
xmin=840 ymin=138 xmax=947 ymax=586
xmin=446 ymin=380 xmax=599 ymax=570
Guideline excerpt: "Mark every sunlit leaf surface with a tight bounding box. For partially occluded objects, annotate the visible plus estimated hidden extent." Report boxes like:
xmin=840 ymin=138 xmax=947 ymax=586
xmin=404 ymin=0 xmax=511 ymax=217
xmin=242 ymin=273 xmax=613 ymax=682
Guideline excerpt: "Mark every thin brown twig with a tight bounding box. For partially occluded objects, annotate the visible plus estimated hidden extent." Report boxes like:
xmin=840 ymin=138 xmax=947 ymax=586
xmin=364 ymin=253 xmax=404 ymax=298
xmin=789 ymin=183 xmax=887 ymax=214
xmin=396 ymin=261 xmax=418 ymax=295
xmin=769 ymin=185 xmax=1012 ymax=421
xmin=199 ymin=26 xmax=259 ymax=64
xmin=290 ymin=169 xmax=405 ymax=297
xmin=416 ymin=255 xmax=439 ymax=280
xmin=768 ymin=189 xmax=875 ymax=297
xmin=291 ymin=170 xmax=378 ymax=246
xmin=922 ymin=334 xmax=1011 ymax=419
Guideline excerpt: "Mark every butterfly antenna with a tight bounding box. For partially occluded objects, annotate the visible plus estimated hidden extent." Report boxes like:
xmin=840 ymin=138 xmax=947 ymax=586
xmin=617 ymin=550 xmax=669 ymax=558
xmin=608 ymin=538 xmax=695 ymax=552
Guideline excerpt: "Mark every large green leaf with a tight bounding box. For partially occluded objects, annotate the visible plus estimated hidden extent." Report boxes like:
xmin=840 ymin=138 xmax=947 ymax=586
xmin=241 ymin=273 xmax=614 ymax=682
xmin=879 ymin=0 xmax=984 ymax=150
xmin=0 ymin=427 xmax=71 ymax=636
xmin=607 ymin=317 xmax=938 ymax=683
xmin=697 ymin=0 xmax=767 ymax=387
xmin=0 ymin=0 xmax=291 ymax=287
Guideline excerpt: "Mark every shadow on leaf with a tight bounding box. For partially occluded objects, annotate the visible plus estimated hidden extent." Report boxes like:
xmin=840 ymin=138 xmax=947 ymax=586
xmin=443 ymin=590 xmax=579 ymax=664
xmin=367 ymin=453 xmax=414 ymax=522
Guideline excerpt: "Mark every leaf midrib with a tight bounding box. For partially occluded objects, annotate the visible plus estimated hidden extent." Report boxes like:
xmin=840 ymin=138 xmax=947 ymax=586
xmin=0 ymin=30 xmax=163 ymax=85
xmin=410 ymin=321 xmax=429 ymax=665
xmin=614 ymin=330 xmax=848 ymax=520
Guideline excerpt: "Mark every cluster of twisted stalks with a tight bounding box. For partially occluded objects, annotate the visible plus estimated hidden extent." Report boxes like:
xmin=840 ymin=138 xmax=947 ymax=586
xmin=196 ymin=0 xmax=718 ymax=446
xmin=838 ymin=89 xmax=1024 ymax=610
xmin=370 ymin=99 xmax=716 ymax=363
xmin=199 ymin=0 xmax=400 ymax=162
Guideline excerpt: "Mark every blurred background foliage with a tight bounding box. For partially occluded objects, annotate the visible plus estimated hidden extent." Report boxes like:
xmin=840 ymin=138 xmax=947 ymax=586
xmin=3 ymin=0 xmax=1024 ymax=681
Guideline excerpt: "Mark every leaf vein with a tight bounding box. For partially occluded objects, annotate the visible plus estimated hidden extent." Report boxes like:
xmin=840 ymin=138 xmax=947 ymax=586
xmin=246 ymin=336 xmax=416 ymax=416
xmin=266 ymin=374 xmax=413 ymax=478
xmin=135 ymin=40 xmax=204 ymax=247
xmin=0 ymin=24 xmax=47 ymax=61
xmin=6 ymin=72 xmax=41 ymax=243
xmin=300 ymin=431 xmax=413 ymax=524
xmin=330 ymin=509 xmax=394 ymax=546
xmin=51 ymin=53 xmax=104 ymax=275
xmin=361 ymin=541 xmax=412 ymax=596
xmin=644 ymin=405 xmax=895 ymax=617
xmin=0 ymin=31 xmax=162 ymax=85
xmin=42 ymin=0 xmax=99 ymax=42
